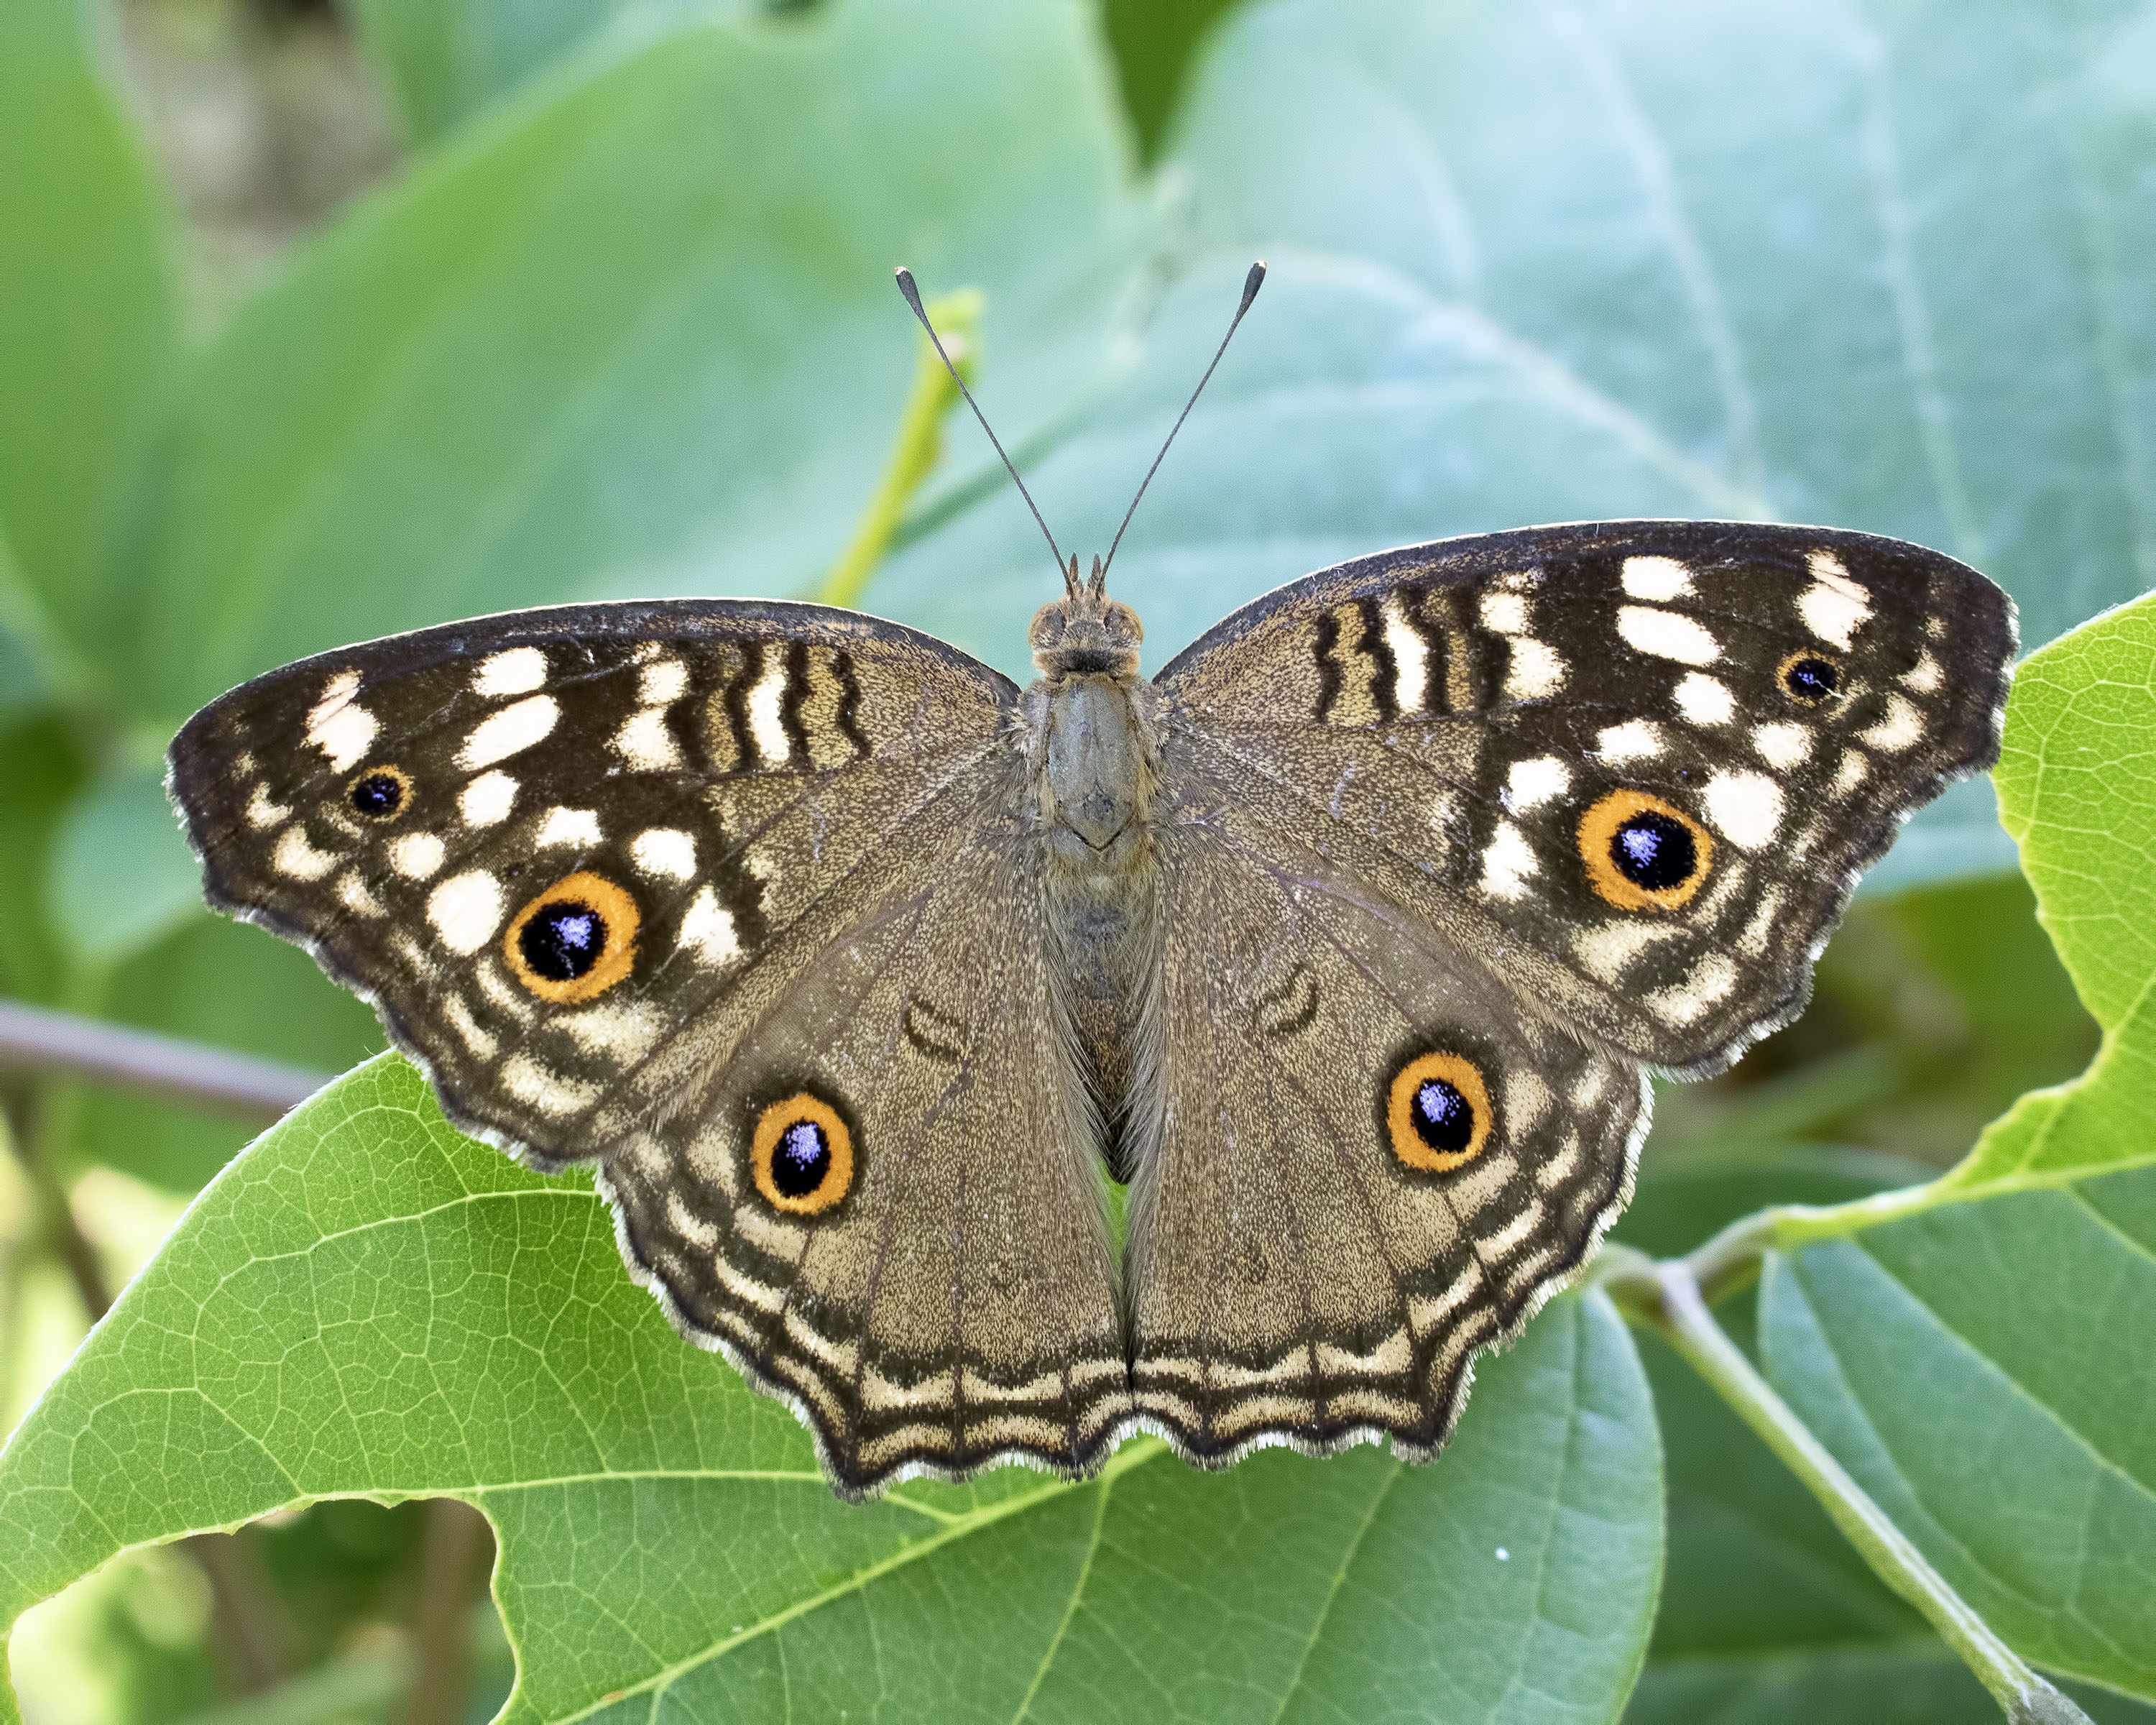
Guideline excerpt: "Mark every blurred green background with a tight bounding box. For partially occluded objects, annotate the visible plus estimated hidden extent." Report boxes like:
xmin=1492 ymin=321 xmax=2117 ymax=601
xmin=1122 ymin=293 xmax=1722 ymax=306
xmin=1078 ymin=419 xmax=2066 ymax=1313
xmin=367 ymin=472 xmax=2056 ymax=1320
xmin=1 ymin=0 xmax=2144 ymax=1719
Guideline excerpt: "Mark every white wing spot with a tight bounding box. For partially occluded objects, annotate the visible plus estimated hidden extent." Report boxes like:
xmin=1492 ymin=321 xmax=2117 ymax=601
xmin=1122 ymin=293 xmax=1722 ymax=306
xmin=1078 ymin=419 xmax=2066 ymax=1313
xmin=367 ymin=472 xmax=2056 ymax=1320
xmin=630 ymin=827 xmax=696 ymax=881
xmin=1618 ymin=605 xmax=1719 ymax=666
xmin=1503 ymin=756 xmax=1571 ymax=812
xmin=1479 ymin=822 xmax=1539 ymax=901
xmin=272 ymin=826 xmax=338 ymax=880
xmin=335 ymin=870 xmax=384 ymax=916
xmin=1504 ymin=638 xmax=1567 ymax=700
xmin=1621 ymin=556 xmax=1694 ymax=601
xmin=428 ymin=870 xmax=505 ymax=954
xmin=473 ymin=647 xmax=547 ymax=698
xmin=1382 ymin=595 xmax=1429 ymax=712
xmin=560 ymin=1002 xmax=663 ymax=1062
xmin=535 ymin=806 xmax=602 ymax=848
xmin=1752 ymin=722 xmax=1813 ymax=769
xmin=305 ymin=672 xmax=378 ymax=773
xmin=1902 ymin=652 xmax=1943 ymax=694
xmin=389 ymin=831 xmax=446 ymax=880
xmin=1646 ymin=954 xmax=1740 ymax=1026
xmin=1674 ymin=671 xmax=1735 ymax=725
xmin=1703 ymin=769 xmax=1784 ymax=849
xmin=614 ymin=709 xmax=683 ymax=773
xmin=499 ymin=1053 xmax=599 ymax=1117
xmin=681 ymin=886 xmax=743 ymax=965
xmin=245 ymin=784 xmax=291 ymax=830
xmin=444 ymin=994 xmax=497 ymax=1059
xmin=1479 ymin=593 xmax=1529 ymax=635
xmin=1572 ymin=919 xmax=1685 ymax=985
xmin=747 ymin=656 xmax=791 ymax=765
xmin=458 ymin=695 xmax=558 ymax=770
xmin=460 ymin=771 xmax=517 ymax=827
xmin=1833 ymin=748 xmax=1871 ymax=794
xmin=1595 ymin=719 xmax=1665 ymax=763
xmin=1738 ymin=886 xmax=1789 ymax=959
xmin=1800 ymin=551 xmax=1872 ymax=648
xmin=640 ymin=658 xmax=689 ymax=704
xmin=1861 ymin=693 xmax=1924 ymax=752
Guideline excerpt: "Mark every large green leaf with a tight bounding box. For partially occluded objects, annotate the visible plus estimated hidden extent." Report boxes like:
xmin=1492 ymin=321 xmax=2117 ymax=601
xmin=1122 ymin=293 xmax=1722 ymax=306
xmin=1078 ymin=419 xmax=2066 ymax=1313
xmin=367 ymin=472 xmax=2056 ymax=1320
xmin=0 ymin=1056 xmax=1665 ymax=1724
xmin=1942 ymin=589 xmax=2156 ymax=1196
xmin=1759 ymin=1176 xmax=2156 ymax=1703
xmin=109 ymin=0 xmax=1150 ymax=732
xmin=987 ymin=0 xmax=2156 ymax=891
xmin=1619 ymin=1154 xmax=2155 ymax=1725
xmin=1748 ymin=595 xmax=2156 ymax=1702
xmin=0 ymin=0 xmax=180 ymax=653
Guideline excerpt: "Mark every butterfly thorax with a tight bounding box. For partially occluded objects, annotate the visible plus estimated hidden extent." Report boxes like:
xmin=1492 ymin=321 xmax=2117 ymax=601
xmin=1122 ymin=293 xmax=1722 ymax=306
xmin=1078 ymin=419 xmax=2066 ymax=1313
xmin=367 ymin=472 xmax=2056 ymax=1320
xmin=1026 ymin=571 xmax=1161 ymax=1176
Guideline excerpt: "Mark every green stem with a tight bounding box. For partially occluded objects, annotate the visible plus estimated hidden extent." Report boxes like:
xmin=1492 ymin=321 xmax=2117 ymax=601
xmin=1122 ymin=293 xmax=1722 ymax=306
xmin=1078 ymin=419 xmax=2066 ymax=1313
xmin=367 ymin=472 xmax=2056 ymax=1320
xmin=1603 ymin=1254 xmax=2088 ymax=1725
xmin=817 ymin=289 xmax=984 ymax=610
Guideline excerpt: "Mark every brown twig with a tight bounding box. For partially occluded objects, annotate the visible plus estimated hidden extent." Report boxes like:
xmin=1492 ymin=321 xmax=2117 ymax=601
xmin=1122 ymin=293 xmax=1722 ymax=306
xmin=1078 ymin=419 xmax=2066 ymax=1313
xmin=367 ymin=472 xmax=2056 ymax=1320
xmin=0 ymin=998 xmax=330 ymax=1122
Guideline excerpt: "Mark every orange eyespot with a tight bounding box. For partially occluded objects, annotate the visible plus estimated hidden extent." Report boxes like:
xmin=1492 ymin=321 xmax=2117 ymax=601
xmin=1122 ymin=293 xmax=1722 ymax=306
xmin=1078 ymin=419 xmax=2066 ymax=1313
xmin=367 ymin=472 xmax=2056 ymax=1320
xmin=1776 ymin=649 xmax=1841 ymax=707
xmin=347 ymin=765 xmax=413 ymax=822
xmin=502 ymin=872 xmax=639 ymax=1003
xmin=1577 ymin=789 xmax=1713 ymax=912
xmin=1386 ymin=1052 xmax=1493 ymax=1173
xmin=750 ymin=1092 xmax=854 ymax=1215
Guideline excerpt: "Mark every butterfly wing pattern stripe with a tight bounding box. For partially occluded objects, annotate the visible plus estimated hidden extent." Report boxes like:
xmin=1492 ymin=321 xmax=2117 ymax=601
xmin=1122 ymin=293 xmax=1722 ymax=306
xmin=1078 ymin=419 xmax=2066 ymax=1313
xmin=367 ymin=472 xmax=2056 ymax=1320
xmin=169 ymin=521 xmax=2014 ymax=1497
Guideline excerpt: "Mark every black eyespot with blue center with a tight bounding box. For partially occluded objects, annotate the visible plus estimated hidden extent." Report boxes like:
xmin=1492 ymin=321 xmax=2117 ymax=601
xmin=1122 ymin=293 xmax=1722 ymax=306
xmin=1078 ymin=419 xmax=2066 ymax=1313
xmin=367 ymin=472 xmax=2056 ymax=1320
xmin=519 ymin=900 xmax=606 ymax=982
xmin=750 ymin=1092 xmax=854 ymax=1215
xmin=1780 ymin=653 xmax=1840 ymax=705
xmin=1611 ymin=811 xmax=1697 ymax=893
xmin=347 ymin=767 xmax=410 ymax=821
xmin=1387 ymin=1051 xmax=1493 ymax=1170
xmin=1412 ymin=1078 xmax=1475 ymax=1155
xmin=772 ymin=1120 xmax=832 ymax=1199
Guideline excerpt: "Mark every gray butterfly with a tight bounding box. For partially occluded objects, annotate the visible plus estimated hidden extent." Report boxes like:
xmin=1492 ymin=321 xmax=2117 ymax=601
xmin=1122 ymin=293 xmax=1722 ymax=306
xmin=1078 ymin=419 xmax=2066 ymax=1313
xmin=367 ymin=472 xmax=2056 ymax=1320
xmin=167 ymin=272 xmax=2014 ymax=1500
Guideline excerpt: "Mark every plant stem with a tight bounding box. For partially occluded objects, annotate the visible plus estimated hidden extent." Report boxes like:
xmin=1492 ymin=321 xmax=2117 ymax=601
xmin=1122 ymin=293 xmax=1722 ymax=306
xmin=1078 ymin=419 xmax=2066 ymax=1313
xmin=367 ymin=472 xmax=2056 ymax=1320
xmin=818 ymin=289 xmax=984 ymax=610
xmin=1606 ymin=1255 xmax=2089 ymax=1725
xmin=0 ymin=998 xmax=329 ymax=1123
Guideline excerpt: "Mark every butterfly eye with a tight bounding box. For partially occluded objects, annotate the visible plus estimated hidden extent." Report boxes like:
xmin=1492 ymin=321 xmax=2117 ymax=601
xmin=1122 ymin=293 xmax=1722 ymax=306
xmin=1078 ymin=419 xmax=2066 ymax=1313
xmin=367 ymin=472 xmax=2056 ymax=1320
xmin=750 ymin=1092 xmax=854 ymax=1215
xmin=502 ymin=871 xmax=640 ymax=1003
xmin=1777 ymin=650 xmax=1841 ymax=706
xmin=1385 ymin=1051 xmax=1493 ymax=1173
xmin=347 ymin=765 xmax=413 ymax=822
xmin=1577 ymin=789 xmax=1714 ymax=912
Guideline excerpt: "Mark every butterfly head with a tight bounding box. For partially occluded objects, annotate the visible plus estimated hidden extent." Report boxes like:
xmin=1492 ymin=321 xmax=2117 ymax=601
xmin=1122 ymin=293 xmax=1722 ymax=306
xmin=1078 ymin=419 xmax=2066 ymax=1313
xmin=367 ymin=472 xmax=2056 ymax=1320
xmin=1030 ymin=553 xmax=1142 ymax=677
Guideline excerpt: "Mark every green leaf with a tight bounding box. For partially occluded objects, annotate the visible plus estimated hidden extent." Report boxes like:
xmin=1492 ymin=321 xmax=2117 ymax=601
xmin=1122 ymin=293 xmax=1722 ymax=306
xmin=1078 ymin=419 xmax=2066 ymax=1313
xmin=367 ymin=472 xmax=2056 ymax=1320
xmin=0 ymin=0 xmax=180 ymax=649
xmin=1758 ymin=1170 xmax=2156 ymax=1703
xmin=45 ymin=763 xmax=202 ymax=966
xmin=1618 ymin=1152 xmax=2153 ymax=1725
xmin=109 ymin=0 xmax=1150 ymax=733
xmin=1079 ymin=0 xmax=2155 ymax=890
xmin=0 ymin=1055 xmax=1665 ymax=1723
xmin=345 ymin=0 xmax=724 ymax=142
xmin=1943 ymin=590 xmax=2156 ymax=1200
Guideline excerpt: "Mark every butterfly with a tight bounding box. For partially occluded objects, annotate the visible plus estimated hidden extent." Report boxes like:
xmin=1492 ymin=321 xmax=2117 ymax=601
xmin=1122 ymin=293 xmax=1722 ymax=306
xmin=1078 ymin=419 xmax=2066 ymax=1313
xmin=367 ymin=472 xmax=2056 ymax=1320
xmin=167 ymin=266 xmax=2015 ymax=1500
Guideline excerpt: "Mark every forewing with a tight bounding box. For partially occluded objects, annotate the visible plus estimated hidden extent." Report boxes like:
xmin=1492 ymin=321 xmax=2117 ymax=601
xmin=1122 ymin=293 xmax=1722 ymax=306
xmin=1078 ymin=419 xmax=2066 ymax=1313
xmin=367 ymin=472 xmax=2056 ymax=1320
xmin=1156 ymin=520 xmax=2014 ymax=1075
xmin=169 ymin=599 xmax=1013 ymax=1163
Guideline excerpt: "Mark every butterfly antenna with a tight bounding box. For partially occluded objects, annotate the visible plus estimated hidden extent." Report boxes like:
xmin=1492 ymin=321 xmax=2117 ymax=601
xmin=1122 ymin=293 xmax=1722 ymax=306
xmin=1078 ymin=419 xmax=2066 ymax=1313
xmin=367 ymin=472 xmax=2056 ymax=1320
xmin=894 ymin=267 xmax=1069 ymax=589
xmin=1098 ymin=260 xmax=1266 ymax=585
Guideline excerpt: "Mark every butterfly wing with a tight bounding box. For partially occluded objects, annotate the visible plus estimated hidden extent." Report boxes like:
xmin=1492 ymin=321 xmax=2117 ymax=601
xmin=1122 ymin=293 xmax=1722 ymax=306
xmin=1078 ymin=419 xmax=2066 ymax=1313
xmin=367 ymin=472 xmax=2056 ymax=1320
xmin=170 ymin=601 xmax=1125 ymax=1496
xmin=1128 ymin=520 xmax=2012 ymax=1460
